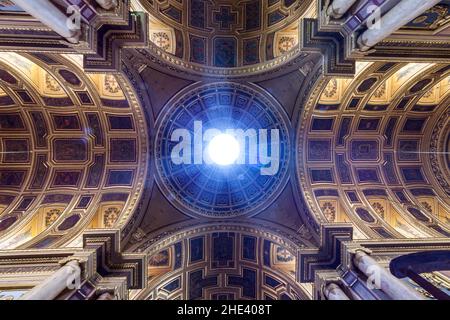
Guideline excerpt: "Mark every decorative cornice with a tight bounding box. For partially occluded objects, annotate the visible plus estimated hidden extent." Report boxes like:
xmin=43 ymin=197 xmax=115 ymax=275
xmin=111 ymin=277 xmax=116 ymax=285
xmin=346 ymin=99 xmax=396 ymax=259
xmin=0 ymin=4 xmax=148 ymax=73
xmin=297 ymin=224 xmax=353 ymax=282
xmin=83 ymin=229 xmax=147 ymax=290
xmin=131 ymin=220 xmax=315 ymax=255
xmin=429 ymin=106 xmax=450 ymax=196
xmin=83 ymin=12 xmax=148 ymax=72
xmin=139 ymin=43 xmax=308 ymax=78
xmin=360 ymin=39 xmax=450 ymax=62
xmin=300 ymin=18 xmax=355 ymax=77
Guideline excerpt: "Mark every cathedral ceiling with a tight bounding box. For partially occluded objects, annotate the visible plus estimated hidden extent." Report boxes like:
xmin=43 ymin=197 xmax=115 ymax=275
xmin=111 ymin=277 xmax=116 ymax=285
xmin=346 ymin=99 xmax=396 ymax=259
xmin=120 ymin=48 xmax=322 ymax=255
xmin=0 ymin=52 xmax=149 ymax=249
xmin=133 ymin=0 xmax=315 ymax=73
xmin=0 ymin=0 xmax=448 ymax=301
xmin=135 ymin=225 xmax=309 ymax=300
xmin=298 ymin=61 xmax=450 ymax=240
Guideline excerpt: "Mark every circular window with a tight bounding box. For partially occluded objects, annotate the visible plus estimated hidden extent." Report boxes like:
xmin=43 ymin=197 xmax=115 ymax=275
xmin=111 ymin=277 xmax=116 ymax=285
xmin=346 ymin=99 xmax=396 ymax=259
xmin=155 ymin=82 xmax=290 ymax=218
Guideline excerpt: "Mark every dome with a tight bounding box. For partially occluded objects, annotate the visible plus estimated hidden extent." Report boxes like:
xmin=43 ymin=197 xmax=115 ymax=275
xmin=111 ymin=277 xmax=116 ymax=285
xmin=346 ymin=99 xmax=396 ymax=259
xmin=154 ymin=82 xmax=291 ymax=218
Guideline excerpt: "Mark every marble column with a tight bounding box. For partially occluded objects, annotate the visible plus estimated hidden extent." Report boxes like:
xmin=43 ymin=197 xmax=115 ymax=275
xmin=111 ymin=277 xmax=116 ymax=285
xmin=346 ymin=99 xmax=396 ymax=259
xmin=20 ymin=260 xmax=81 ymax=300
xmin=357 ymin=0 xmax=441 ymax=51
xmin=327 ymin=0 xmax=358 ymax=19
xmin=95 ymin=0 xmax=118 ymax=10
xmin=11 ymin=0 xmax=80 ymax=43
xmin=324 ymin=283 xmax=350 ymax=300
xmin=354 ymin=251 xmax=424 ymax=300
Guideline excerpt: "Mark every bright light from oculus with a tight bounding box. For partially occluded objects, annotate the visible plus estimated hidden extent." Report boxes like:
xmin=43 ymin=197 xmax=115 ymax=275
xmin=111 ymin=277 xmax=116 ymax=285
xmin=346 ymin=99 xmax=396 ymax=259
xmin=207 ymin=134 xmax=240 ymax=166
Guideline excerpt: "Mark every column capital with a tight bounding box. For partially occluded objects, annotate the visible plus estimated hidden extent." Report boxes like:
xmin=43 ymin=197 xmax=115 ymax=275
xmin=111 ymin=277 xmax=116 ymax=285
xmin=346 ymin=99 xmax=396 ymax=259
xmin=326 ymin=0 xmax=358 ymax=19
xmin=353 ymin=249 xmax=377 ymax=271
xmin=324 ymin=282 xmax=341 ymax=294
xmin=323 ymin=282 xmax=351 ymax=300
xmin=349 ymin=247 xmax=372 ymax=265
xmin=96 ymin=288 xmax=118 ymax=300
xmin=58 ymin=257 xmax=85 ymax=267
xmin=348 ymin=247 xmax=372 ymax=255
xmin=96 ymin=0 xmax=118 ymax=10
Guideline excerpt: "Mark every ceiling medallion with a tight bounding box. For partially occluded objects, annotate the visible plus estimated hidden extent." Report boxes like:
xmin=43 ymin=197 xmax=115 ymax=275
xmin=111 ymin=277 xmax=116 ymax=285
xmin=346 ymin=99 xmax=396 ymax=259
xmin=155 ymin=82 xmax=291 ymax=218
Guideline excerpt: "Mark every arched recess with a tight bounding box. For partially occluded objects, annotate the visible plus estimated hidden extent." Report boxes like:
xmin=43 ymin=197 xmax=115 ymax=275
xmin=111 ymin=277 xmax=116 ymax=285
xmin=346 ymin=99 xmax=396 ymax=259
xmin=0 ymin=52 xmax=149 ymax=249
xmin=130 ymin=0 xmax=317 ymax=75
xmin=131 ymin=221 xmax=313 ymax=300
xmin=297 ymin=61 xmax=450 ymax=240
